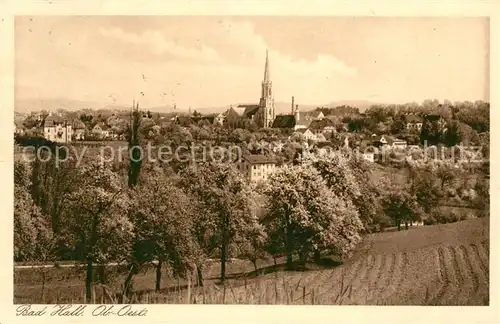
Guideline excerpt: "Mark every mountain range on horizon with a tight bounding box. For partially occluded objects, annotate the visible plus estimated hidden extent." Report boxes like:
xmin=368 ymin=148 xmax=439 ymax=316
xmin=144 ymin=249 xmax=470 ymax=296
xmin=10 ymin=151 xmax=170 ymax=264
xmin=14 ymin=97 xmax=382 ymax=116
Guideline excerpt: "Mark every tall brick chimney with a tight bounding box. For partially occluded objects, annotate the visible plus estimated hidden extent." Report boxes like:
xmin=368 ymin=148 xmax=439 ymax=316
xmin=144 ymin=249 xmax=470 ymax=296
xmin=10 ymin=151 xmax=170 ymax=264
xmin=291 ymin=96 xmax=295 ymax=114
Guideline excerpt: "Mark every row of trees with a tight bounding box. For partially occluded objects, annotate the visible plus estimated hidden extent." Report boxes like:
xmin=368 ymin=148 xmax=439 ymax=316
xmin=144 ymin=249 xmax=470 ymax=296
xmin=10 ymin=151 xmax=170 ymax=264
xmin=14 ymin=105 xmax=489 ymax=303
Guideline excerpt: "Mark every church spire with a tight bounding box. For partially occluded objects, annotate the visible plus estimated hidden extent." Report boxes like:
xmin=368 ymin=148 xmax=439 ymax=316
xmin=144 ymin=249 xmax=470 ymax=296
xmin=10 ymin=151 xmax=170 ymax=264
xmin=263 ymin=49 xmax=270 ymax=83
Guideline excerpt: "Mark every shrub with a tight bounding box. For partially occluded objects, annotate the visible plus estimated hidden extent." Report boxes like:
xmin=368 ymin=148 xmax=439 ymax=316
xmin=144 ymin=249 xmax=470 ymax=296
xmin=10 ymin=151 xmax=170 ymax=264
xmin=445 ymin=187 xmax=457 ymax=198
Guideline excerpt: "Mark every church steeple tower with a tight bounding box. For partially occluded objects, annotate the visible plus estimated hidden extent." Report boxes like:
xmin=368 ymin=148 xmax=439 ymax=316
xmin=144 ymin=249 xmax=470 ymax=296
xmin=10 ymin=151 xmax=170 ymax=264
xmin=263 ymin=49 xmax=270 ymax=83
xmin=259 ymin=49 xmax=275 ymax=128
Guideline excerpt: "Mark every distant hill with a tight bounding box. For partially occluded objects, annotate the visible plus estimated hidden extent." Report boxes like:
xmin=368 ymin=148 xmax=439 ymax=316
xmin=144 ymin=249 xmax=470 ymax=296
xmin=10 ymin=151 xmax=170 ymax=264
xmin=15 ymin=98 xmax=106 ymax=113
xmin=324 ymin=100 xmax=382 ymax=112
xmin=15 ymin=98 xmax=381 ymax=115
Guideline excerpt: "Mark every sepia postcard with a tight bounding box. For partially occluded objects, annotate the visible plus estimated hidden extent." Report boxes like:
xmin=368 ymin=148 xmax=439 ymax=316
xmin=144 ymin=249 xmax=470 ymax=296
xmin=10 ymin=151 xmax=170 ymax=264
xmin=1 ymin=1 xmax=499 ymax=323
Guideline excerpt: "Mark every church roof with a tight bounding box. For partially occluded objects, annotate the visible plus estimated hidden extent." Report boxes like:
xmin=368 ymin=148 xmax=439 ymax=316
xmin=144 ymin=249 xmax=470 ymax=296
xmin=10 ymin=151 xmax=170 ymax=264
xmin=272 ymin=115 xmax=295 ymax=128
xmin=231 ymin=107 xmax=247 ymax=117
xmin=238 ymin=104 xmax=260 ymax=118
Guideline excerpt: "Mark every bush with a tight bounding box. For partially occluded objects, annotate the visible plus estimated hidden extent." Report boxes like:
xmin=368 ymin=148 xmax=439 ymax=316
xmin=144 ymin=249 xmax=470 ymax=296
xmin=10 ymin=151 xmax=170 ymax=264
xmin=445 ymin=187 xmax=458 ymax=198
xmin=423 ymin=217 xmax=437 ymax=226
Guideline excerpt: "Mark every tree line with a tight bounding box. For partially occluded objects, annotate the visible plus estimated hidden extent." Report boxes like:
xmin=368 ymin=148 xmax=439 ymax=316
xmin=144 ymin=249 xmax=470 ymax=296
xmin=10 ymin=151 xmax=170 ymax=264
xmin=14 ymin=105 xmax=489 ymax=303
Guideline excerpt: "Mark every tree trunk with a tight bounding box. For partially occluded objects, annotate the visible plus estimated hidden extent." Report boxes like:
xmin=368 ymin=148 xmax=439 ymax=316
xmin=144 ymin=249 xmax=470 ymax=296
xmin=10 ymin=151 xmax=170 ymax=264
xmin=298 ymin=249 xmax=306 ymax=266
xmin=85 ymin=259 xmax=93 ymax=303
xmin=123 ymin=263 xmax=137 ymax=297
xmin=273 ymin=255 xmax=277 ymax=267
xmin=397 ymin=219 xmax=401 ymax=231
xmin=252 ymin=260 xmax=258 ymax=272
xmin=97 ymin=264 xmax=106 ymax=284
xmin=196 ymin=264 xmax=204 ymax=287
xmin=285 ymin=220 xmax=293 ymax=270
xmin=155 ymin=260 xmax=162 ymax=292
xmin=220 ymin=243 xmax=227 ymax=282
xmin=405 ymin=220 xmax=409 ymax=230
xmin=313 ymin=250 xmax=321 ymax=264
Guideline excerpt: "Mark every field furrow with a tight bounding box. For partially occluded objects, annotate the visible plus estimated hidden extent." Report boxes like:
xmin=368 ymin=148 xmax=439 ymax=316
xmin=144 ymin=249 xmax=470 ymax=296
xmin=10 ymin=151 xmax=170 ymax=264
xmin=366 ymin=254 xmax=383 ymax=303
xmin=376 ymin=253 xmax=396 ymax=302
xmin=440 ymin=246 xmax=462 ymax=305
xmin=430 ymin=247 xmax=449 ymax=305
xmin=453 ymin=246 xmax=474 ymax=305
xmin=472 ymin=243 xmax=489 ymax=278
xmin=350 ymin=254 xmax=377 ymax=303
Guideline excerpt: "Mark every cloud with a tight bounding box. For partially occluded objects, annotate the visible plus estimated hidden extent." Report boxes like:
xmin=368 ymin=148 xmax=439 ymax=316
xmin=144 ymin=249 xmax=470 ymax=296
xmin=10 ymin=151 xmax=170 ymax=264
xmin=99 ymin=27 xmax=223 ymax=63
xmin=215 ymin=20 xmax=356 ymax=78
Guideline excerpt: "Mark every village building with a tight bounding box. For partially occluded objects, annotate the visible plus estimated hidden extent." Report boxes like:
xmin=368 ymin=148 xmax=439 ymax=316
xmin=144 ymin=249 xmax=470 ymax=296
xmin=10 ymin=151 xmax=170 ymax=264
xmin=293 ymin=128 xmax=317 ymax=142
xmin=237 ymin=154 xmax=278 ymax=183
xmin=43 ymin=113 xmax=73 ymax=143
xmin=92 ymin=123 xmax=110 ymax=139
xmin=371 ymin=134 xmax=407 ymax=149
xmin=14 ymin=120 xmax=25 ymax=135
xmin=404 ymin=114 xmax=423 ymax=131
xmin=308 ymin=118 xmax=337 ymax=134
xmin=72 ymin=119 xmax=86 ymax=140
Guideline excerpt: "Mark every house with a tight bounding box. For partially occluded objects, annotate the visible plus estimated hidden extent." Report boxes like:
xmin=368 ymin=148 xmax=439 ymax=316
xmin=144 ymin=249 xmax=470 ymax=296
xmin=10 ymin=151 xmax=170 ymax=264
xmin=92 ymin=123 xmax=110 ymax=139
xmin=43 ymin=113 xmax=73 ymax=143
xmin=303 ymin=110 xmax=325 ymax=121
xmin=372 ymin=134 xmax=407 ymax=149
xmin=308 ymin=118 xmax=337 ymax=134
xmin=72 ymin=120 xmax=86 ymax=140
xmin=362 ymin=152 xmax=375 ymax=163
xmin=293 ymin=128 xmax=317 ymax=141
xmin=237 ymin=154 xmax=278 ymax=183
xmin=14 ymin=120 xmax=25 ymax=135
xmin=404 ymin=114 xmax=423 ymax=131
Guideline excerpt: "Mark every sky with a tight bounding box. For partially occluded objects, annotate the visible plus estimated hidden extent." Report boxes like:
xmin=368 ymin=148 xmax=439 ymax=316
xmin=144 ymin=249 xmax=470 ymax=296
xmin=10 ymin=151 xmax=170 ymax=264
xmin=15 ymin=16 xmax=489 ymax=109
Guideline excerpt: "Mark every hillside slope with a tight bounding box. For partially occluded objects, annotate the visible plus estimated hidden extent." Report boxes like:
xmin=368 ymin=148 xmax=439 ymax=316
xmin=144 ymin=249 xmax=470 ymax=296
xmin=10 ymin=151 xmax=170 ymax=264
xmin=225 ymin=217 xmax=489 ymax=305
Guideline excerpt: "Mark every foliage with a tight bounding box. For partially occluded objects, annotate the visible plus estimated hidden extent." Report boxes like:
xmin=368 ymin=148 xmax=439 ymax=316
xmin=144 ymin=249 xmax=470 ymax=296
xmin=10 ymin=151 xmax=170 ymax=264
xmin=129 ymin=167 xmax=203 ymax=290
xmin=61 ymin=159 xmax=133 ymax=301
xmin=179 ymin=162 xmax=258 ymax=281
xmin=264 ymin=164 xmax=363 ymax=268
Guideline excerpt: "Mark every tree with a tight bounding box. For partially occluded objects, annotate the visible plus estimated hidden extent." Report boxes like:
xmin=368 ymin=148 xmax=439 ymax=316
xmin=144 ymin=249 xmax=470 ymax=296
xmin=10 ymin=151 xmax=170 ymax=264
xmin=390 ymin=115 xmax=406 ymax=135
xmin=434 ymin=161 xmax=458 ymax=190
xmin=127 ymin=103 xmax=143 ymax=188
xmin=179 ymin=162 xmax=257 ymax=282
xmin=382 ymin=186 xmax=420 ymax=231
xmin=420 ymin=118 xmax=443 ymax=146
xmin=14 ymin=167 xmax=54 ymax=262
xmin=14 ymin=173 xmax=56 ymax=300
xmin=264 ymin=164 xmax=363 ymax=269
xmin=129 ymin=169 xmax=203 ymax=292
xmin=61 ymin=160 xmax=133 ymax=303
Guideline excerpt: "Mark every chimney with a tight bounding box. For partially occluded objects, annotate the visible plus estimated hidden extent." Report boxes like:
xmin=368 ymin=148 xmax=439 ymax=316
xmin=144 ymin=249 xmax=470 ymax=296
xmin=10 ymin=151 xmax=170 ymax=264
xmin=295 ymin=104 xmax=300 ymax=121
xmin=291 ymin=96 xmax=295 ymax=114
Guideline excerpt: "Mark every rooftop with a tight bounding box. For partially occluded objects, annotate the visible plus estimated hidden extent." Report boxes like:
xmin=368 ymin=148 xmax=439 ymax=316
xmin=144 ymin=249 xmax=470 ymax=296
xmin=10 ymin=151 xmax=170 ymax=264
xmin=242 ymin=154 xmax=277 ymax=165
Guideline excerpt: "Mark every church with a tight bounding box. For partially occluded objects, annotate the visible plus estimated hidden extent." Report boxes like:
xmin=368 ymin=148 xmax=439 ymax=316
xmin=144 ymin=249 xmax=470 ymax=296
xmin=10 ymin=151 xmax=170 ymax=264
xmin=233 ymin=50 xmax=276 ymax=128
xmin=218 ymin=50 xmax=317 ymax=129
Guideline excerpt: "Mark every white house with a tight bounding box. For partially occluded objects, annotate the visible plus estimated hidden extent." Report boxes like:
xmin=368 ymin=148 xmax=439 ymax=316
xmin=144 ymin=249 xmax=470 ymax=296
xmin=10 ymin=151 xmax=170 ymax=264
xmin=43 ymin=114 xmax=72 ymax=143
xmin=238 ymin=154 xmax=278 ymax=183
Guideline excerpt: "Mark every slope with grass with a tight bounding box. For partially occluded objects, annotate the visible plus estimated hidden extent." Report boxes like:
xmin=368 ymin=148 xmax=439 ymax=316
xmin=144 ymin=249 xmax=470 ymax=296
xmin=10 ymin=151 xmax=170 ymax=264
xmin=14 ymin=217 xmax=489 ymax=305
